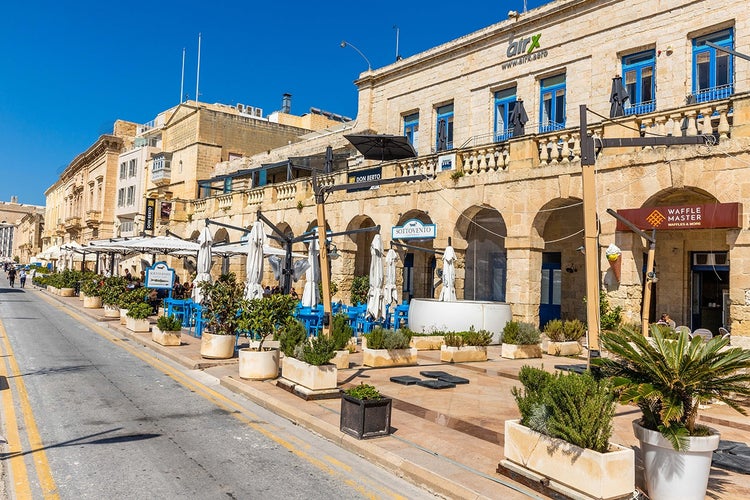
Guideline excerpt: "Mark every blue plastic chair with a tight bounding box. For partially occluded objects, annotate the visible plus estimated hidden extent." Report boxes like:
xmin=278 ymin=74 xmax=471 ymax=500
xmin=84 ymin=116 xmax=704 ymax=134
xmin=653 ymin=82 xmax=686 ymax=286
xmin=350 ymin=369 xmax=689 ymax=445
xmin=187 ymin=303 xmax=205 ymax=338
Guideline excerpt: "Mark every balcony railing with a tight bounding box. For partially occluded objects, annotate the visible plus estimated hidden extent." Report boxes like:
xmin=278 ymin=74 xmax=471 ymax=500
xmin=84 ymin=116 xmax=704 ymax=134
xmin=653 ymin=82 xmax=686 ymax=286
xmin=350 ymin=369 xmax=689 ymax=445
xmin=152 ymin=167 xmax=171 ymax=186
xmin=691 ymin=84 xmax=733 ymax=104
xmin=85 ymin=210 xmax=101 ymax=226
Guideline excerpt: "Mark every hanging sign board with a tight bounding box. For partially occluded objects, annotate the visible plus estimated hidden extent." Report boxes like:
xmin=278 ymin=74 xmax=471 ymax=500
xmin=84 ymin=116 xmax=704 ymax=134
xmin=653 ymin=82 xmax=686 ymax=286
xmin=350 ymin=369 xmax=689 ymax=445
xmin=347 ymin=167 xmax=382 ymax=192
xmin=392 ymin=219 xmax=437 ymax=240
xmin=145 ymin=198 xmax=156 ymax=231
xmin=616 ymin=202 xmax=741 ymax=231
xmin=145 ymin=261 xmax=175 ymax=289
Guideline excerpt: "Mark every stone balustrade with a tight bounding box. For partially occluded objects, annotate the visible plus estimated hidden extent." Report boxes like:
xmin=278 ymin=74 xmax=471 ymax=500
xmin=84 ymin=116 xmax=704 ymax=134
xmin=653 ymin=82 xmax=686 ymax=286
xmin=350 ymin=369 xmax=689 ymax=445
xmin=193 ymin=199 xmax=207 ymax=213
xmin=246 ymin=187 xmax=264 ymax=206
xmin=276 ymin=182 xmax=297 ymax=201
xmin=217 ymin=193 xmax=234 ymax=210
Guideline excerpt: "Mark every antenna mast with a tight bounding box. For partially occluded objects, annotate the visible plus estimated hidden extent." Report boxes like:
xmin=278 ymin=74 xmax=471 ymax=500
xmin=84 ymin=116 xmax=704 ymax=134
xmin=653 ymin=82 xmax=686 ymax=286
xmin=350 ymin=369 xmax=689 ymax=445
xmin=180 ymin=48 xmax=185 ymax=103
xmin=195 ymin=33 xmax=202 ymax=104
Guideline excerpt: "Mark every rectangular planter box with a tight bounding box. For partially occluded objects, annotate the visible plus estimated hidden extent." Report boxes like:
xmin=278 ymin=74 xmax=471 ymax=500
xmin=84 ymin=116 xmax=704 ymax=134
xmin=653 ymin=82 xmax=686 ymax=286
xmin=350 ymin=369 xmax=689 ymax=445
xmin=331 ymin=350 xmax=350 ymax=369
xmin=501 ymin=343 xmax=542 ymax=359
xmin=440 ymin=345 xmax=487 ymax=363
xmin=340 ymin=394 xmax=392 ymax=439
xmin=410 ymin=335 xmax=445 ymax=350
xmin=362 ymin=347 xmax=418 ymax=368
xmin=126 ymin=316 xmax=150 ymax=333
xmin=503 ymin=420 xmax=634 ymax=500
xmin=281 ymin=357 xmax=337 ymax=391
xmin=151 ymin=326 xmax=181 ymax=346
xmin=546 ymin=340 xmax=582 ymax=356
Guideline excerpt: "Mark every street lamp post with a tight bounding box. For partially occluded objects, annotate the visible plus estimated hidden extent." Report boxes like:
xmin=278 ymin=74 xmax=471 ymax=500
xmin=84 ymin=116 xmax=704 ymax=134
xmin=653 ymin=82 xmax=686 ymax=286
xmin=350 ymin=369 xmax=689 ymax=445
xmin=340 ymin=40 xmax=371 ymax=71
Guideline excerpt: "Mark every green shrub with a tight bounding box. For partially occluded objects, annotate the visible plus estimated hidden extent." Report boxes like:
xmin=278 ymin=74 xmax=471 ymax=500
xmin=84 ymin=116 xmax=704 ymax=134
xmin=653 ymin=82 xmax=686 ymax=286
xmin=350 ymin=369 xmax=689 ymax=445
xmin=118 ymin=287 xmax=149 ymax=309
xmin=101 ymin=275 xmax=128 ymax=307
xmin=331 ymin=313 xmax=354 ymax=351
xmin=246 ymin=293 xmax=298 ymax=349
xmin=599 ymin=291 xmax=622 ymax=330
xmin=80 ymin=277 xmax=104 ymax=297
xmin=543 ymin=319 xmax=565 ymax=342
xmin=299 ymin=335 xmax=337 ymax=365
xmin=512 ymin=366 xmax=616 ymax=453
xmin=345 ymin=383 xmax=383 ymax=401
xmin=364 ymin=327 xmax=411 ymax=350
xmin=462 ymin=328 xmax=492 ymax=346
xmin=503 ymin=321 xmax=541 ymax=345
xmin=562 ymin=319 xmax=586 ymax=342
xmin=278 ymin=318 xmax=307 ymax=357
xmin=651 ymin=323 xmax=678 ymax=339
xmin=157 ymin=314 xmax=182 ymax=332
xmin=126 ymin=302 xmax=153 ymax=320
xmin=443 ymin=331 xmax=464 ymax=347
xmin=350 ymin=275 xmax=369 ymax=305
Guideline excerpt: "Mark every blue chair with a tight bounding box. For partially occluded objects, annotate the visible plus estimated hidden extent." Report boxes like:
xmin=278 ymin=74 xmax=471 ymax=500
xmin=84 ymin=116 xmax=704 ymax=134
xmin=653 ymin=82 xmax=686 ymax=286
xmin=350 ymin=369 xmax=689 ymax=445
xmin=392 ymin=301 xmax=410 ymax=329
xmin=187 ymin=303 xmax=205 ymax=338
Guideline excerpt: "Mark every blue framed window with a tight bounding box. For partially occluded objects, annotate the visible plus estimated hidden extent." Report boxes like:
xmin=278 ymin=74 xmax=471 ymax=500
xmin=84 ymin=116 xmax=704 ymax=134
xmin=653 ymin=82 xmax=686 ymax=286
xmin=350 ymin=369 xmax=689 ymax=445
xmin=692 ymin=29 xmax=733 ymax=103
xmin=539 ymin=75 xmax=566 ymax=133
xmin=435 ymin=104 xmax=454 ymax=151
xmin=622 ymin=50 xmax=656 ymax=115
xmin=494 ymin=88 xmax=517 ymax=141
xmin=403 ymin=113 xmax=419 ymax=150
xmin=223 ymin=177 xmax=232 ymax=193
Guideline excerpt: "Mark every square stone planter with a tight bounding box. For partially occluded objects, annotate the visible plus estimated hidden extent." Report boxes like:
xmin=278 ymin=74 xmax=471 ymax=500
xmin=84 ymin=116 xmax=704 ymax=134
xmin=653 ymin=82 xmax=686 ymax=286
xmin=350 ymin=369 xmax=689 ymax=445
xmin=501 ymin=343 xmax=542 ymax=359
xmin=410 ymin=335 xmax=445 ymax=350
xmin=502 ymin=420 xmax=634 ymax=500
xmin=340 ymin=393 xmax=392 ymax=439
xmin=151 ymin=326 xmax=181 ymax=346
xmin=440 ymin=345 xmax=487 ymax=363
xmin=362 ymin=347 xmax=418 ymax=367
xmin=281 ymin=357 xmax=337 ymax=391
xmin=125 ymin=316 xmax=150 ymax=333
xmin=331 ymin=350 xmax=350 ymax=369
xmin=546 ymin=340 xmax=582 ymax=356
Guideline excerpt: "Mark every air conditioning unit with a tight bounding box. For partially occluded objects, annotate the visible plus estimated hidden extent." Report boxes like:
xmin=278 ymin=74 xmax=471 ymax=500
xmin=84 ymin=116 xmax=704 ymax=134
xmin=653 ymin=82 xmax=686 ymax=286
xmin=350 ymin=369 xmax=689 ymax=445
xmin=693 ymin=252 xmax=728 ymax=266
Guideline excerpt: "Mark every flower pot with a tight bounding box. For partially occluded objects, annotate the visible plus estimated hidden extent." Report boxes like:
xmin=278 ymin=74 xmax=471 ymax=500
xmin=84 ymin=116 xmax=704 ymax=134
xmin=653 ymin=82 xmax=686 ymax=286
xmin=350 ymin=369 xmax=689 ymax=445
xmin=440 ymin=345 xmax=487 ymax=363
xmin=362 ymin=347 xmax=418 ymax=368
xmin=200 ymin=332 xmax=236 ymax=359
xmin=331 ymin=350 xmax=350 ymax=369
xmin=83 ymin=296 xmax=102 ymax=309
xmin=125 ymin=316 xmax=150 ymax=333
xmin=151 ymin=326 xmax=181 ymax=346
xmin=633 ymin=420 xmax=720 ymax=500
xmin=340 ymin=393 xmax=392 ymax=439
xmin=119 ymin=308 xmax=129 ymax=325
xmin=60 ymin=287 xmax=75 ymax=297
xmin=409 ymin=335 xmax=445 ymax=350
xmin=503 ymin=420 xmax=634 ymax=500
xmin=238 ymin=348 xmax=279 ymax=380
xmin=501 ymin=343 xmax=542 ymax=359
xmin=103 ymin=305 xmax=120 ymax=318
xmin=281 ymin=357 xmax=337 ymax=390
xmin=546 ymin=340 xmax=582 ymax=356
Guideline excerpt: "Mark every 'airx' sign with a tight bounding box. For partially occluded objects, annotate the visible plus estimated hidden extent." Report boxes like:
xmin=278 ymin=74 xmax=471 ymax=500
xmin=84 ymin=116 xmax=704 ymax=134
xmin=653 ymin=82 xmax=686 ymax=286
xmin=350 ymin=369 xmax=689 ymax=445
xmin=392 ymin=219 xmax=437 ymax=240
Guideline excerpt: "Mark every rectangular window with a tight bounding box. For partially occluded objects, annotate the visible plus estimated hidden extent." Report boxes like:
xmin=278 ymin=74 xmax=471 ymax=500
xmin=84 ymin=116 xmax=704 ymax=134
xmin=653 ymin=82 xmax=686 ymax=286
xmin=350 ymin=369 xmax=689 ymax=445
xmin=128 ymin=159 xmax=137 ymax=177
xmin=692 ymin=28 xmax=734 ymax=102
xmin=435 ymin=104 xmax=454 ymax=151
xmin=223 ymin=178 xmax=232 ymax=193
xmin=119 ymin=162 xmax=127 ymax=179
xmin=494 ymin=87 xmax=517 ymax=141
xmin=539 ymin=74 xmax=566 ymax=133
xmin=117 ymin=188 xmax=125 ymax=207
xmin=126 ymin=186 xmax=135 ymax=206
xmin=403 ymin=113 xmax=419 ymax=151
xmin=622 ymin=50 xmax=656 ymax=115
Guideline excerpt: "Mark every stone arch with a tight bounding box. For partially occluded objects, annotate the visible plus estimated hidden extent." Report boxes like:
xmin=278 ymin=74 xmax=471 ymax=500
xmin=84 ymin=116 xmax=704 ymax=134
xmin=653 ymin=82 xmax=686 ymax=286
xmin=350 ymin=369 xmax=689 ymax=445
xmin=346 ymin=214 xmax=377 ymax=277
xmin=392 ymin=210 xmax=436 ymax=300
xmin=458 ymin=205 xmax=507 ymax=302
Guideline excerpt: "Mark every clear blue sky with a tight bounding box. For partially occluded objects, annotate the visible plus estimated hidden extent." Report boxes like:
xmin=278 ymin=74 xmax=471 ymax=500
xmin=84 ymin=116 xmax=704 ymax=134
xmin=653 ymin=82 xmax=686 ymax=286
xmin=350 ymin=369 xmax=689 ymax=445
xmin=0 ymin=0 xmax=549 ymax=206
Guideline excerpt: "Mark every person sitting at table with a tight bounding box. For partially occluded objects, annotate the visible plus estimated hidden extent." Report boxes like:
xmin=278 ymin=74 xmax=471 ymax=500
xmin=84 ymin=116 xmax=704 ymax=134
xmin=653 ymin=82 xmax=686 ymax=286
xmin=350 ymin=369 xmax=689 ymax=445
xmin=147 ymin=289 xmax=161 ymax=314
xmin=173 ymin=277 xmax=184 ymax=299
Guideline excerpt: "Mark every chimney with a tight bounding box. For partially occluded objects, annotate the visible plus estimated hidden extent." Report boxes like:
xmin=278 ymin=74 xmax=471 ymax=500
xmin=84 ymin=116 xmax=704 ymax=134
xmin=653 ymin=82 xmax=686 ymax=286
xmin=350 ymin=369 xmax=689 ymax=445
xmin=282 ymin=93 xmax=292 ymax=114
xmin=10 ymin=196 xmax=17 ymax=204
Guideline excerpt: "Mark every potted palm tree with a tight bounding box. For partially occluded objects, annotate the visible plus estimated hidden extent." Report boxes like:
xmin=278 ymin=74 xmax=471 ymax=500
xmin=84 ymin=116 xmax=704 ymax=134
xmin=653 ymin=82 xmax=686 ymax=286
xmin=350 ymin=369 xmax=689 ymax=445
xmin=199 ymin=273 xmax=246 ymax=360
xmin=501 ymin=321 xmax=542 ymax=359
xmin=503 ymin=366 xmax=634 ymax=499
xmin=125 ymin=302 xmax=152 ymax=333
xmin=238 ymin=293 xmax=297 ymax=379
xmin=152 ymin=314 xmax=182 ymax=346
xmin=340 ymin=383 xmax=392 ymax=440
xmin=598 ymin=325 xmax=750 ymax=500
xmin=440 ymin=328 xmax=492 ymax=363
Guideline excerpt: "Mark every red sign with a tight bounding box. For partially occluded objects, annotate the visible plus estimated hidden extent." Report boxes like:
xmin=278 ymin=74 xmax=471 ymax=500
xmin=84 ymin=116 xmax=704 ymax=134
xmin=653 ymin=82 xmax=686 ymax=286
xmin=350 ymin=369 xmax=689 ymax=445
xmin=616 ymin=203 xmax=741 ymax=231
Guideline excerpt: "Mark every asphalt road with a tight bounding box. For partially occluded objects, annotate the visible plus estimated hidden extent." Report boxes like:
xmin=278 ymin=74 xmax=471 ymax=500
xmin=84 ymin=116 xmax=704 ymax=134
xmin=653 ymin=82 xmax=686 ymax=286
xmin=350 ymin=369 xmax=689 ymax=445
xmin=0 ymin=276 xmax=435 ymax=499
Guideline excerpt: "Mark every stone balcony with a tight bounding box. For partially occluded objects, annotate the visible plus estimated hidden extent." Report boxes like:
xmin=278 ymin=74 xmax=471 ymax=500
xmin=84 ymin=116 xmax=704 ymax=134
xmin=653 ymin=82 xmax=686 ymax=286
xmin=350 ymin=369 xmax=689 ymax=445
xmin=85 ymin=210 xmax=101 ymax=227
xmin=64 ymin=216 xmax=81 ymax=230
xmin=151 ymin=167 xmax=171 ymax=186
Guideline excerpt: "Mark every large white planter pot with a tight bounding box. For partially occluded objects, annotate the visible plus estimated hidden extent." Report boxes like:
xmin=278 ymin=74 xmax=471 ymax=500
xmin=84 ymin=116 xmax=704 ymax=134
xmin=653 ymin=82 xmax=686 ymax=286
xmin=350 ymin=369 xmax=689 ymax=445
xmin=83 ymin=296 xmax=102 ymax=309
xmin=362 ymin=347 xmax=418 ymax=368
xmin=501 ymin=343 xmax=542 ymax=359
xmin=633 ymin=421 xmax=720 ymax=500
xmin=200 ymin=332 xmax=236 ymax=359
xmin=151 ymin=326 xmax=181 ymax=346
xmin=503 ymin=420 xmax=634 ymax=500
xmin=119 ymin=308 xmax=129 ymax=325
xmin=281 ymin=357 xmax=337 ymax=390
xmin=546 ymin=340 xmax=582 ymax=356
xmin=238 ymin=348 xmax=279 ymax=380
xmin=60 ymin=287 xmax=75 ymax=297
xmin=125 ymin=316 xmax=150 ymax=333
xmin=331 ymin=350 xmax=350 ymax=369
xmin=410 ymin=335 xmax=445 ymax=350
xmin=408 ymin=298 xmax=512 ymax=344
xmin=440 ymin=345 xmax=487 ymax=363
xmin=103 ymin=305 xmax=120 ymax=318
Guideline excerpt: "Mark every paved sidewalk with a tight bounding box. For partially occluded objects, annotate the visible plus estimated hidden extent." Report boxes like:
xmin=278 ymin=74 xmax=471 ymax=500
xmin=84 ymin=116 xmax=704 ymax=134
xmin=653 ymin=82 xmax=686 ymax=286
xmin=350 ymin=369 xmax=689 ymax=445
xmin=41 ymin=288 xmax=750 ymax=499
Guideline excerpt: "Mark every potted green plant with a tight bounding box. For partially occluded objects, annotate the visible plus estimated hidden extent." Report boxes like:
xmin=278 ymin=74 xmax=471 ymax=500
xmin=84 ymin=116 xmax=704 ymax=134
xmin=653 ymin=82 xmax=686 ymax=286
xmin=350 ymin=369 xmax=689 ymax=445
xmin=350 ymin=275 xmax=369 ymax=306
xmin=362 ymin=327 xmax=417 ymax=368
xmin=80 ymin=277 xmax=104 ymax=309
xmin=125 ymin=302 xmax=152 ymax=333
xmin=330 ymin=313 xmax=355 ymax=369
xmin=440 ymin=328 xmax=492 ymax=363
xmin=502 ymin=366 xmax=634 ymax=499
xmin=238 ymin=293 xmax=297 ymax=379
xmin=100 ymin=275 xmax=127 ymax=318
xmin=281 ymin=333 xmax=338 ymax=393
xmin=118 ymin=287 xmax=149 ymax=325
xmin=199 ymin=273 xmax=247 ymax=360
xmin=59 ymin=269 xmax=80 ymax=297
xmin=598 ymin=326 xmax=750 ymax=500
xmin=501 ymin=321 xmax=542 ymax=359
xmin=543 ymin=319 xmax=585 ymax=356
xmin=152 ymin=314 xmax=182 ymax=346
xmin=340 ymin=383 xmax=392 ymax=439
xmin=408 ymin=328 xmax=446 ymax=350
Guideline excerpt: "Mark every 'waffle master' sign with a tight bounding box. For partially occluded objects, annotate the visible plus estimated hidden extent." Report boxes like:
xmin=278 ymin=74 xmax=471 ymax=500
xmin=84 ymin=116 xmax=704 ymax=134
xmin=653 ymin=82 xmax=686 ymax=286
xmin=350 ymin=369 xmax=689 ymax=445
xmin=616 ymin=203 xmax=741 ymax=230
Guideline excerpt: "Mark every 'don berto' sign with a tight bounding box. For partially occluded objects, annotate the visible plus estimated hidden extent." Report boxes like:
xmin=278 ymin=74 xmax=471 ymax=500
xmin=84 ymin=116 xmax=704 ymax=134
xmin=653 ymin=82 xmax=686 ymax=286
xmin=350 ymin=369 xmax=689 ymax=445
xmin=146 ymin=261 xmax=175 ymax=290
xmin=392 ymin=219 xmax=437 ymax=240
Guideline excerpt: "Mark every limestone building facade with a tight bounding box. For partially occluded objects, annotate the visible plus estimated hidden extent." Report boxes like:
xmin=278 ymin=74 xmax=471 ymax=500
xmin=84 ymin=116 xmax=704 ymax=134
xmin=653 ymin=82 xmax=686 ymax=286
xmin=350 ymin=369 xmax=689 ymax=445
xmin=178 ymin=0 xmax=750 ymax=336
xmin=0 ymin=199 xmax=45 ymax=262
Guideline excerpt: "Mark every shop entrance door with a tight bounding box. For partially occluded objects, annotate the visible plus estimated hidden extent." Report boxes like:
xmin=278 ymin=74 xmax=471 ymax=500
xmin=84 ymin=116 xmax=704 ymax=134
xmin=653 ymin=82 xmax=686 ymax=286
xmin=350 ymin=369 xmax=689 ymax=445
xmin=539 ymin=252 xmax=561 ymax=329
xmin=690 ymin=252 xmax=729 ymax=332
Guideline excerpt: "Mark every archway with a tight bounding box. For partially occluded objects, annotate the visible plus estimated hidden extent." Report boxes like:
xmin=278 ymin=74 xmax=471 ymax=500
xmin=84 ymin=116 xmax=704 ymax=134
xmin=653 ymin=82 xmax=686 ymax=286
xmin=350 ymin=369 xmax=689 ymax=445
xmin=457 ymin=206 xmax=507 ymax=302
xmin=394 ymin=210 xmax=436 ymax=300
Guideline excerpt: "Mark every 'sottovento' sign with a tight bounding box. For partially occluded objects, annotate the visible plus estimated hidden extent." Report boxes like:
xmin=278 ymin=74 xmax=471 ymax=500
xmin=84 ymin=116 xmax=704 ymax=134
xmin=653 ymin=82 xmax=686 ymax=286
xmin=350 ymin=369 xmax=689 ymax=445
xmin=616 ymin=203 xmax=741 ymax=231
xmin=392 ymin=219 xmax=436 ymax=240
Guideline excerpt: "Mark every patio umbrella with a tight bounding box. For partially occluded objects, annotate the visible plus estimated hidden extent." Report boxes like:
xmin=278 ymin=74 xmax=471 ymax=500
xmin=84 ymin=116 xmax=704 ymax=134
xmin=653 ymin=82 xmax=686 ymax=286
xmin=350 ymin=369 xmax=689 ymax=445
xmin=115 ymin=235 xmax=200 ymax=255
xmin=382 ymin=248 xmax=399 ymax=317
xmin=244 ymin=221 xmax=266 ymax=300
xmin=366 ymin=234 xmax=385 ymax=320
xmin=509 ymin=99 xmax=529 ymax=137
xmin=192 ymin=227 xmax=213 ymax=304
xmin=609 ymin=75 xmax=630 ymax=118
xmin=437 ymin=119 xmax=448 ymax=152
xmin=344 ymin=134 xmax=417 ymax=161
xmin=301 ymin=237 xmax=320 ymax=308
xmin=438 ymin=245 xmax=456 ymax=302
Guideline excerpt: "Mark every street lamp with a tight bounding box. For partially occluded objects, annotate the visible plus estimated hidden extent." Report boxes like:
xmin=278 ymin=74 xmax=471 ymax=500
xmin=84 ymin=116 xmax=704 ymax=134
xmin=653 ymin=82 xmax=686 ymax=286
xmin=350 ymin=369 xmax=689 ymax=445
xmin=340 ymin=40 xmax=372 ymax=71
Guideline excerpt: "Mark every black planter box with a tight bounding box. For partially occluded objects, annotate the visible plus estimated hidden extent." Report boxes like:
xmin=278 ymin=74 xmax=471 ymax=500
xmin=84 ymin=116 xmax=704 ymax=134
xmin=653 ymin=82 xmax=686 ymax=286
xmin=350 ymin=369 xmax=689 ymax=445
xmin=340 ymin=393 xmax=392 ymax=439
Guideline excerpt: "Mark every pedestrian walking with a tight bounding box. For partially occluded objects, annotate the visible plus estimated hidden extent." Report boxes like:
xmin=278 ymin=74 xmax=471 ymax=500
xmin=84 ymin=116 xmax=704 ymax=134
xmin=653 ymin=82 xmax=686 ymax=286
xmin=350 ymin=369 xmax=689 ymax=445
xmin=19 ymin=269 xmax=27 ymax=288
xmin=8 ymin=267 xmax=16 ymax=288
